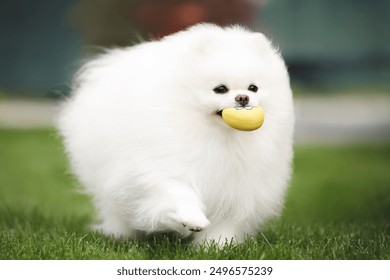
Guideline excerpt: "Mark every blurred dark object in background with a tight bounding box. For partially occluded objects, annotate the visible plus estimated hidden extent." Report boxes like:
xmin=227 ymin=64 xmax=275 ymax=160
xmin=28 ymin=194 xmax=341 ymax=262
xmin=70 ymin=0 xmax=264 ymax=46
xmin=261 ymin=0 xmax=390 ymax=90
xmin=0 ymin=0 xmax=80 ymax=96
xmin=0 ymin=0 xmax=389 ymax=96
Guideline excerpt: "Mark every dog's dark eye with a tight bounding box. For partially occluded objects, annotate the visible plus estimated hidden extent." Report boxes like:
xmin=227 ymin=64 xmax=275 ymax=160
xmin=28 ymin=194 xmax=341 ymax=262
xmin=213 ymin=85 xmax=229 ymax=94
xmin=248 ymin=84 xmax=258 ymax=93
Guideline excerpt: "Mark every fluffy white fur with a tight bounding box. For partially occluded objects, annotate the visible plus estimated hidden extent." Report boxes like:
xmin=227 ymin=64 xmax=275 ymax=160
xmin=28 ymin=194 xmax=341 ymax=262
xmin=57 ymin=23 xmax=294 ymax=246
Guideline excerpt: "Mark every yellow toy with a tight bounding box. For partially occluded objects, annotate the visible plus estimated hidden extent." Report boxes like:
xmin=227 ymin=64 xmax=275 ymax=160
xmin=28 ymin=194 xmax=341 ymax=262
xmin=221 ymin=107 xmax=264 ymax=131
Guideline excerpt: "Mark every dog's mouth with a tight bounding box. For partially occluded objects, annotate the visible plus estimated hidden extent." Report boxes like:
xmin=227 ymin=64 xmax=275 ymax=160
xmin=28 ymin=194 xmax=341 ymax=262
xmin=214 ymin=106 xmax=264 ymax=131
xmin=215 ymin=106 xmax=253 ymax=117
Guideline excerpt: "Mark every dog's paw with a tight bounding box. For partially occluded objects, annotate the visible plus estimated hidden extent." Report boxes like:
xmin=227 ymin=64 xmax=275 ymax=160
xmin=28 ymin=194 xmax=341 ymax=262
xmin=168 ymin=208 xmax=210 ymax=234
xmin=183 ymin=224 xmax=204 ymax=232
xmin=182 ymin=220 xmax=210 ymax=232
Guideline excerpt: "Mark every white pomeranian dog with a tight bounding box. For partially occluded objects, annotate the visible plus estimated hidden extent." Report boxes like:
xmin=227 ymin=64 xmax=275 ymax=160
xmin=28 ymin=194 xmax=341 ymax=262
xmin=58 ymin=23 xmax=294 ymax=246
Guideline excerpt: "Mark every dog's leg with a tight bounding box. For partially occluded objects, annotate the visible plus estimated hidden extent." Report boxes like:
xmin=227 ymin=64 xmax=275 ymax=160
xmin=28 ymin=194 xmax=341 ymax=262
xmin=92 ymin=205 xmax=138 ymax=239
xmin=132 ymin=180 xmax=210 ymax=236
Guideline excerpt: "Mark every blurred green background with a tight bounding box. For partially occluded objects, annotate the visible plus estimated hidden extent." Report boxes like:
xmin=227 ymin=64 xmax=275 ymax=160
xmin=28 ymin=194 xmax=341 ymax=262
xmin=0 ymin=0 xmax=389 ymax=259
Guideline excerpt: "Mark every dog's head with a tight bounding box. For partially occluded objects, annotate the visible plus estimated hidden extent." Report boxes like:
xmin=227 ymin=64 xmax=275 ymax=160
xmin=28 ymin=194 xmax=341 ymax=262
xmin=162 ymin=24 xmax=293 ymax=133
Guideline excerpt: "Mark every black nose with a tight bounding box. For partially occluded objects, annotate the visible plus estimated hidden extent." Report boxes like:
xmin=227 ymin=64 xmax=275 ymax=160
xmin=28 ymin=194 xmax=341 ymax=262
xmin=235 ymin=94 xmax=249 ymax=106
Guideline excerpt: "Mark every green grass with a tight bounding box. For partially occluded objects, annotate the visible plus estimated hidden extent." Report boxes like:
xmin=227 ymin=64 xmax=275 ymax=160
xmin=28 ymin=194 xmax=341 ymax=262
xmin=0 ymin=129 xmax=389 ymax=259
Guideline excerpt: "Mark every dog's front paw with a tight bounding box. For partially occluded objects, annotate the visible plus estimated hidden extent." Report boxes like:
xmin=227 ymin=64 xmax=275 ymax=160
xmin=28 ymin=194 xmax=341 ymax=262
xmin=182 ymin=218 xmax=210 ymax=232
xmin=183 ymin=224 xmax=204 ymax=232
xmin=168 ymin=207 xmax=210 ymax=234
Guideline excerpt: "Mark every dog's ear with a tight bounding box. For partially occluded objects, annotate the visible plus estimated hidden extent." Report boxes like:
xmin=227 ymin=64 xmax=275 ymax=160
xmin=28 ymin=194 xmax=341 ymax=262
xmin=188 ymin=23 xmax=222 ymax=55
xmin=252 ymin=32 xmax=280 ymax=55
xmin=253 ymin=32 xmax=269 ymax=43
xmin=252 ymin=32 xmax=273 ymax=49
